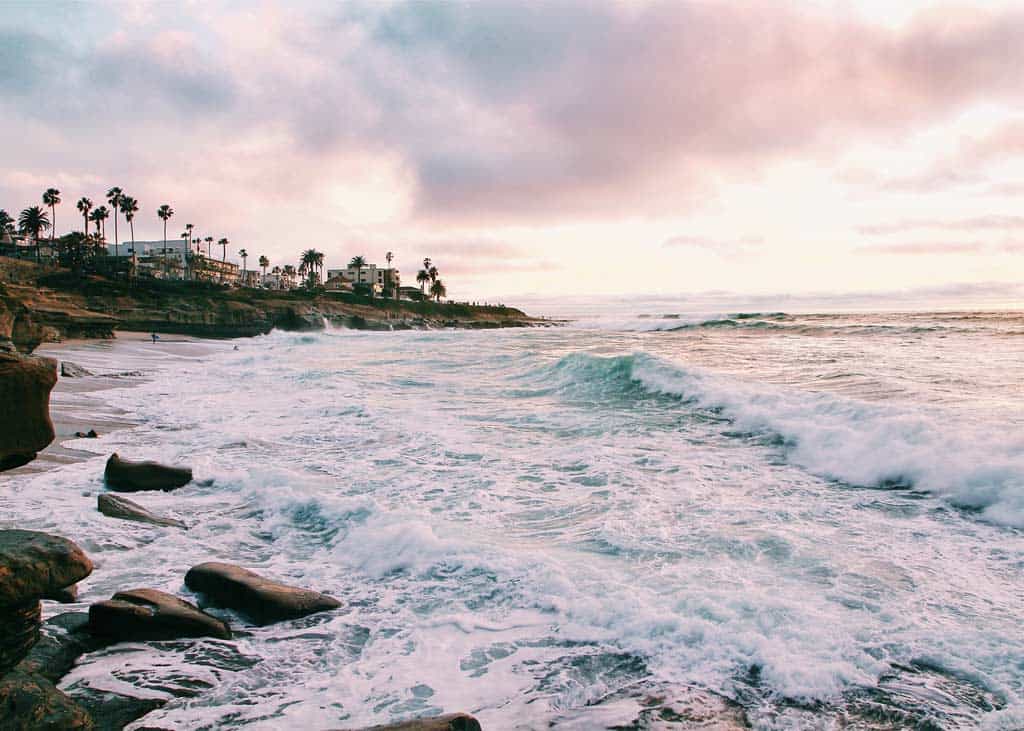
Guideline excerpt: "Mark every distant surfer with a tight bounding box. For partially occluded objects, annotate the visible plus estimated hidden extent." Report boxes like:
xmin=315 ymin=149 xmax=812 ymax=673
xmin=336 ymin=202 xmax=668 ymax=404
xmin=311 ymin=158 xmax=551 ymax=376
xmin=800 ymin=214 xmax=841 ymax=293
xmin=151 ymin=333 xmax=159 ymax=344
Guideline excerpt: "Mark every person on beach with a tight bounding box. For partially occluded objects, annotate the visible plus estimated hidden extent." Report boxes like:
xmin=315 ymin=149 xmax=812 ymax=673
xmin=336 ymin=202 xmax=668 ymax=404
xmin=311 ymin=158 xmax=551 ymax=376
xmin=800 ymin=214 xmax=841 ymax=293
xmin=151 ymin=333 xmax=159 ymax=344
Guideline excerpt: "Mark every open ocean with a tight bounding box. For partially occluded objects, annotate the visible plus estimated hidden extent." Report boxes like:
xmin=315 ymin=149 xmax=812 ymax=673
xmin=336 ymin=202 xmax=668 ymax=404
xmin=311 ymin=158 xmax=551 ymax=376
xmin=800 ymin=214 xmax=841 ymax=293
xmin=4 ymin=302 xmax=1024 ymax=729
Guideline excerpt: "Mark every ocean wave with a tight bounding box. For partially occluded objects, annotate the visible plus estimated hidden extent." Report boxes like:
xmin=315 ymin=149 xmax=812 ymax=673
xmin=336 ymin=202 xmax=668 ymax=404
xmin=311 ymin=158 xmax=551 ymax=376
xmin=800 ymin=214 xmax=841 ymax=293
xmin=547 ymin=352 xmax=1024 ymax=528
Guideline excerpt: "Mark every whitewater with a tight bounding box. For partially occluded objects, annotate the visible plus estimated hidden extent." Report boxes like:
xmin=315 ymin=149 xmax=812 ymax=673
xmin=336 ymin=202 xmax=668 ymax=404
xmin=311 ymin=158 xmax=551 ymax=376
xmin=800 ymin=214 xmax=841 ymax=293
xmin=2 ymin=307 xmax=1023 ymax=729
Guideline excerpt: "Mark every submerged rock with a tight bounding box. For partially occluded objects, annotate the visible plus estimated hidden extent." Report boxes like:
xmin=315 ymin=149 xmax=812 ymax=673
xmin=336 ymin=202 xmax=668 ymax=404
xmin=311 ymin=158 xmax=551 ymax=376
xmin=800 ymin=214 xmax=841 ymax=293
xmin=184 ymin=561 xmax=341 ymax=625
xmin=0 ymin=531 xmax=93 ymax=674
xmin=103 ymin=453 xmax=193 ymax=492
xmin=0 ymin=670 xmax=94 ymax=731
xmin=97 ymin=493 xmax=187 ymax=529
xmin=352 ymin=713 xmax=482 ymax=731
xmin=60 ymin=361 xmax=92 ymax=378
xmin=88 ymin=588 xmax=231 ymax=641
xmin=0 ymin=345 xmax=57 ymax=471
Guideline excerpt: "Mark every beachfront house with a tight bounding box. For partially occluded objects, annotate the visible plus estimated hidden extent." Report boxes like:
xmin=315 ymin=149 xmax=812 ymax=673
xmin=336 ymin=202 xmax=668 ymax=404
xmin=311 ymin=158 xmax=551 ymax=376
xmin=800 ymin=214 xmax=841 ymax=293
xmin=327 ymin=264 xmax=400 ymax=297
xmin=262 ymin=267 xmax=299 ymax=290
xmin=192 ymin=257 xmax=240 ymax=285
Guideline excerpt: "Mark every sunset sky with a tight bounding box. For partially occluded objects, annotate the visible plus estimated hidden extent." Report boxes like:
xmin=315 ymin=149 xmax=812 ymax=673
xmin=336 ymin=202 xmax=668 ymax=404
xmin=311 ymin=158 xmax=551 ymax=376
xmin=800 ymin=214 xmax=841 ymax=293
xmin=2 ymin=0 xmax=1023 ymax=302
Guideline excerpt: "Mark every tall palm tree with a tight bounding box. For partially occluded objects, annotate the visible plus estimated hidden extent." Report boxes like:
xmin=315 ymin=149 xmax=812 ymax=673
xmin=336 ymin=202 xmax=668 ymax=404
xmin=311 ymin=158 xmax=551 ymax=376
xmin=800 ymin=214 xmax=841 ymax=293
xmin=259 ymin=255 xmax=269 ymax=280
xmin=185 ymin=223 xmax=193 ymax=251
xmin=106 ymin=187 xmax=123 ymax=258
xmin=90 ymin=205 xmax=109 ymax=245
xmin=76 ymin=197 xmax=93 ymax=236
xmin=157 ymin=204 xmax=174 ymax=276
xmin=218 ymin=237 xmax=228 ymax=262
xmin=428 ymin=265 xmax=438 ymax=284
xmin=429 ymin=279 xmax=447 ymax=302
xmin=42 ymin=188 xmax=60 ymax=243
xmin=301 ymin=249 xmax=324 ymax=287
xmin=205 ymin=236 xmax=213 ymax=257
xmin=239 ymin=248 xmax=248 ymax=283
xmin=385 ymin=250 xmax=396 ymax=299
xmin=119 ymin=196 xmax=138 ymax=258
xmin=349 ymin=255 xmax=367 ymax=269
xmin=416 ymin=269 xmax=430 ymax=294
xmin=19 ymin=206 xmax=50 ymax=262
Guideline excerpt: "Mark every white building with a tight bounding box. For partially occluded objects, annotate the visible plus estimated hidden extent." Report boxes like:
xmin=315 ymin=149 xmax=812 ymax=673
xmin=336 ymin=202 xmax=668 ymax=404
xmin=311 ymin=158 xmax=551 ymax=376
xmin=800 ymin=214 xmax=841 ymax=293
xmin=326 ymin=265 xmax=399 ymax=295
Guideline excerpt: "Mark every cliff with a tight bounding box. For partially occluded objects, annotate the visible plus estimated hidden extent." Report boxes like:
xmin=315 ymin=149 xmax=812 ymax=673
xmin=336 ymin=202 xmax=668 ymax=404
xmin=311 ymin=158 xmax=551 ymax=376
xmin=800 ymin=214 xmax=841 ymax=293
xmin=0 ymin=257 xmax=546 ymax=350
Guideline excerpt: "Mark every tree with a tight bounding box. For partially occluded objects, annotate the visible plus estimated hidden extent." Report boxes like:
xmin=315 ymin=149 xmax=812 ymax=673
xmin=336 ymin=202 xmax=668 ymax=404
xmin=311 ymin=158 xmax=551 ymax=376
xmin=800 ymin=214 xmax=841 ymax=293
xmin=301 ymin=249 xmax=324 ymax=288
xmin=157 ymin=204 xmax=174 ymax=277
xmin=76 ymin=197 xmax=93 ymax=236
xmin=106 ymin=187 xmax=123 ymax=258
xmin=0 ymin=210 xmax=14 ymax=238
xmin=42 ymin=188 xmax=60 ymax=244
xmin=349 ymin=255 xmax=367 ymax=269
xmin=19 ymin=206 xmax=50 ymax=261
xmin=385 ymin=250 xmax=396 ymax=299
xmin=416 ymin=269 xmax=430 ymax=293
xmin=119 ymin=196 xmax=138 ymax=258
xmin=90 ymin=205 xmax=109 ymax=244
xmin=239 ymin=248 xmax=249 ymax=283
xmin=428 ymin=265 xmax=438 ymax=284
xmin=205 ymin=236 xmax=213 ymax=257
xmin=218 ymin=237 xmax=228 ymax=262
xmin=259 ymin=255 xmax=269 ymax=280
xmin=429 ymin=279 xmax=447 ymax=302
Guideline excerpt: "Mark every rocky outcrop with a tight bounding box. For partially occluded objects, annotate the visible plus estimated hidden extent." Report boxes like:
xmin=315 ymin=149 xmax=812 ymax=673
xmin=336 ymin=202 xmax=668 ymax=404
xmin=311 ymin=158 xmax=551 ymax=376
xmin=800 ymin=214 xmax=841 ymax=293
xmin=185 ymin=561 xmax=341 ymax=625
xmin=0 ymin=343 xmax=57 ymax=471
xmin=88 ymin=588 xmax=231 ymax=641
xmin=97 ymin=493 xmax=187 ymax=529
xmin=0 ymin=531 xmax=93 ymax=674
xmin=103 ymin=453 xmax=193 ymax=492
xmin=0 ymin=670 xmax=94 ymax=731
xmin=352 ymin=714 xmax=482 ymax=731
xmin=60 ymin=361 xmax=92 ymax=377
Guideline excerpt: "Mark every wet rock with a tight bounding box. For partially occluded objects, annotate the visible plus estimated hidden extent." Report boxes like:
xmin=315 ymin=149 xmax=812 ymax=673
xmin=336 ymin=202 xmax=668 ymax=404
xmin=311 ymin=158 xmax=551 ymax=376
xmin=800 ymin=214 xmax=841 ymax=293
xmin=97 ymin=493 xmax=187 ymax=529
xmin=71 ymin=688 xmax=165 ymax=731
xmin=351 ymin=714 xmax=482 ymax=731
xmin=0 ymin=670 xmax=94 ymax=730
xmin=185 ymin=561 xmax=341 ymax=625
xmin=16 ymin=612 xmax=109 ymax=684
xmin=73 ymin=430 xmax=98 ymax=439
xmin=0 ymin=345 xmax=57 ymax=471
xmin=42 ymin=584 xmax=78 ymax=603
xmin=88 ymin=588 xmax=231 ymax=641
xmin=0 ymin=531 xmax=93 ymax=674
xmin=60 ymin=361 xmax=92 ymax=378
xmin=103 ymin=453 xmax=192 ymax=492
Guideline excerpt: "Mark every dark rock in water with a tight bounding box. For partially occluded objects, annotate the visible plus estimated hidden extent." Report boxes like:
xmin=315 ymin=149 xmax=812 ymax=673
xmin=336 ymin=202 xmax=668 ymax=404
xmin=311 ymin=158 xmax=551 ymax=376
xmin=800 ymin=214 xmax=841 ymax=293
xmin=70 ymin=687 xmax=165 ymax=731
xmin=73 ymin=430 xmax=98 ymax=439
xmin=0 ymin=669 xmax=94 ymax=731
xmin=185 ymin=561 xmax=341 ymax=625
xmin=42 ymin=584 xmax=78 ymax=603
xmin=16 ymin=612 xmax=109 ymax=684
xmin=103 ymin=453 xmax=193 ymax=492
xmin=97 ymin=493 xmax=187 ymax=529
xmin=350 ymin=713 xmax=482 ymax=731
xmin=0 ymin=531 xmax=93 ymax=674
xmin=88 ymin=588 xmax=231 ymax=641
xmin=0 ymin=346 xmax=57 ymax=471
xmin=0 ymin=530 xmax=95 ymax=606
xmin=60 ymin=361 xmax=92 ymax=378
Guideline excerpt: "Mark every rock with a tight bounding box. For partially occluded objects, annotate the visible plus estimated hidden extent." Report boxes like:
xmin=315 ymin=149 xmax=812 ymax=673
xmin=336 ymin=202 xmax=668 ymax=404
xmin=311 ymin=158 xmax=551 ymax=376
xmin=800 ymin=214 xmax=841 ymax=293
xmin=0 ymin=346 xmax=57 ymax=471
xmin=97 ymin=494 xmax=187 ymax=529
xmin=0 ymin=531 xmax=94 ymax=674
xmin=42 ymin=585 xmax=78 ymax=603
xmin=352 ymin=713 xmax=482 ymax=731
xmin=0 ymin=530 xmax=95 ymax=606
xmin=15 ymin=613 xmax=108 ymax=684
xmin=88 ymin=588 xmax=231 ymax=641
xmin=73 ymin=430 xmax=98 ymax=439
xmin=60 ymin=361 xmax=92 ymax=378
xmin=103 ymin=453 xmax=192 ymax=492
xmin=0 ymin=670 xmax=94 ymax=730
xmin=71 ymin=688 xmax=165 ymax=731
xmin=184 ymin=561 xmax=341 ymax=625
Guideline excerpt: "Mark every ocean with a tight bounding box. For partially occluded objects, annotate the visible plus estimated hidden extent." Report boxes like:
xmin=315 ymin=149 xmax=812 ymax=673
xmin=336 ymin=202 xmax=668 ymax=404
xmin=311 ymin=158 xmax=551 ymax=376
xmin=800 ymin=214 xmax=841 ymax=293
xmin=4 ymin=304 xmax=1024 ymax=729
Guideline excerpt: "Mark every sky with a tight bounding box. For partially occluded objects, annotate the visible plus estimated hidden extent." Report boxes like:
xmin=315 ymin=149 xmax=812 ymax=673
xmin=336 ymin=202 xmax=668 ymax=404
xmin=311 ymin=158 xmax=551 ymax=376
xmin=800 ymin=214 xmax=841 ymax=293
xmin=1 ymin=0 xmax=1023 ymax=303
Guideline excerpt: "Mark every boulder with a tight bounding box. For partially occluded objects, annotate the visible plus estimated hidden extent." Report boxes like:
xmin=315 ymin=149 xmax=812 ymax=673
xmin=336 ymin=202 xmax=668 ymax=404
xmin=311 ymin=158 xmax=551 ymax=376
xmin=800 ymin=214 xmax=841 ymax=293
xmin=60 ymin=361 xmax=92 ymax=378
xmin=103 ymin=453 xmax=192 ymax=492
xmin=0 ymin=345 xmax=57 ymax=471
xmin=0 ymin=670 xmax=94 ymax=731
xmin=42 ymin=585 xmax=78 ymax=603
xmin=16 ymin=613 xmax=109 ymax=683
xmin=184 ymin=561 xmax=341 ymax=625
xmin=97 ymin=494 xmax=187 ymax=529
xmin=0 ymin=531 xmax=94 ymax=674
xmin=352 ymin=714 xmax=482 ymax=731
xmin=88 ymin=588 xmax=231 ymax=641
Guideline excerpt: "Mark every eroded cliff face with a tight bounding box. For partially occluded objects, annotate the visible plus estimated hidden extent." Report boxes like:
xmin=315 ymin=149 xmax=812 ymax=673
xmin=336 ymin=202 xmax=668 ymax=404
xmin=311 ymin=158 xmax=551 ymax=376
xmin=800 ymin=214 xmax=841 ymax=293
xmin=0 ymin=343 xmax=57 ymax=471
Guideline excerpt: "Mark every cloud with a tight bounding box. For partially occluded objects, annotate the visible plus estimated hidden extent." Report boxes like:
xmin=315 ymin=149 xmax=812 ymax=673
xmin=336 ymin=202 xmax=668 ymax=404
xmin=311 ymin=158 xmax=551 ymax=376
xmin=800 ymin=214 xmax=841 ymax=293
xmin=856 ymin=241 xmax=986 ymax=255
xmin=663 ymin=234 xmax=764 ymax=255
xmin=857 ymin=215 xmax=1024 ymax=235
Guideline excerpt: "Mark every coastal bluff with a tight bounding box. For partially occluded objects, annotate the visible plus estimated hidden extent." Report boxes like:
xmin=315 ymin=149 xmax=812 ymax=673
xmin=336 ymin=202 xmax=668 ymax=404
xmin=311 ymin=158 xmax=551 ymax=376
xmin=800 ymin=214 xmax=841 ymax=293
xmin=0 ymin=256 xmax=544 ymax=347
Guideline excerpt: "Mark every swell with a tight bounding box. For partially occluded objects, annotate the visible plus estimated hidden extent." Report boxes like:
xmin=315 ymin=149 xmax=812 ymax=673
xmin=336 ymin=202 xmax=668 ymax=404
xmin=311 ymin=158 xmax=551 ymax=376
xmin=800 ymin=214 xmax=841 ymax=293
xmin=545 ymin=352 xmax=1024 ymax=528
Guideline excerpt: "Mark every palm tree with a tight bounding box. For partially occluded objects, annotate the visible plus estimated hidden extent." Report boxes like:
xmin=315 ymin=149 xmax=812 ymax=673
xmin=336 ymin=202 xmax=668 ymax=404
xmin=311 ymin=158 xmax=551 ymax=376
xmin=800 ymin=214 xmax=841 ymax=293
xmin=0 ymin=210 xmax=15 ymax=239
xmin=76 ymin=197 xmax=93 ymax=236
xmin=259 ymin=255 xmax=269 ymax=281
xmin=416 ymin=269 xmax=430 ymax=294
xmin=349 ymin=255 xmax=367 ymax=269
xmin=185 ymin=223 xmax=193 ymax=250
xmin=119 ymin=196 xmax=138 ymax=258
xmin=19 ymin=206 xmax=50 ymax=262
xmin=218 ymin=237 xmax=228 ymax=262
xmin=42 ymin=188 xmax=60 ymax=243
xmin=301 ymin=249 xmax=324 ymax=287
xmin=239 ymin=248 xmax=249 ymax=283
xmin=157 ymin=204 xmax=173 ymax=276
xmin=106 ymin=187 xmax=123 ymax=258
xmin=282 ymin=264 xmax=296 ymax=286
xmin=90 ymin=205 xmax=109 ymax=245
xmin=429 ymin=279 xmax=447 ymax=302
xmin=385 ymin=250 xmax=396 ymax=299
xmin=428 ymin=265 xmax=438 ymax=284
xmin=205 ymin=236 xmax=213 ymax=257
